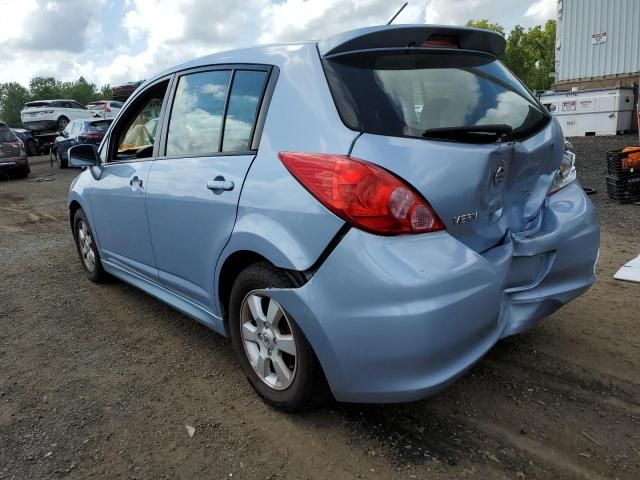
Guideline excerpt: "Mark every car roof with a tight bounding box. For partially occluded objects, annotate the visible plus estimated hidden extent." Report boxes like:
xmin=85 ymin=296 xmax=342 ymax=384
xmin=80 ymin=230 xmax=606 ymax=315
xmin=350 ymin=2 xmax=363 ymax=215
xmin=26 ymin=99 xmax=80 ymax=103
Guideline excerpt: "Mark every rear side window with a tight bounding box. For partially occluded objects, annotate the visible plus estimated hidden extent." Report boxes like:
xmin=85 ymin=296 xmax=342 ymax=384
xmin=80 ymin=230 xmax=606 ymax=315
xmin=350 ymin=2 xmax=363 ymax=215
xmin=222 ymin=70 xmax=267 ymax=152
xmin=166 ymin=70 xmax=231 ymax=157
xmin=323 ymin=51 xmax=550 ymax=143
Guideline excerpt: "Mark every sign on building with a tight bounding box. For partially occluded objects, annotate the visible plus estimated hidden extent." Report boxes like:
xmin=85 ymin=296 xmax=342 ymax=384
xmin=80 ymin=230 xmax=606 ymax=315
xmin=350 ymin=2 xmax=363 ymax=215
xmin=592 ymin=32 xmax=608 ymax=45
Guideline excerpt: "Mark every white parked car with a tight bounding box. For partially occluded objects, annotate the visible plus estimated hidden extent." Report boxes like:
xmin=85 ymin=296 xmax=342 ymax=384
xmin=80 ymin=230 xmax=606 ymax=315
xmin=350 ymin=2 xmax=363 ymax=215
xmin=21 ymin=99 xmax=92 ymax=133
xmin=87 ymin=100 xmax=124 ymax=120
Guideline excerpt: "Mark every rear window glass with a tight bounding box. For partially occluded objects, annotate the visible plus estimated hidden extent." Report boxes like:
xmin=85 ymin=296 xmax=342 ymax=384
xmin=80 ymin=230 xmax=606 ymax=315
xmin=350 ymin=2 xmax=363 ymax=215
xmin=89 ymin=121 xmax=111 ymax=132
xmin=0 ymin=125 xmax=17 ymax=143
xmin=323 ymin=51 xmax=550 ymax=143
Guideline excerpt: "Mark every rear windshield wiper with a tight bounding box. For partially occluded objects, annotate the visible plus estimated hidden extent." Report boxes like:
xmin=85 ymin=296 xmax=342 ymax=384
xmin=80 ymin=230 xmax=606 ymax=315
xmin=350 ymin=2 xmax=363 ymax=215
xmin=422 ymin=124 xmax=513 ymax=142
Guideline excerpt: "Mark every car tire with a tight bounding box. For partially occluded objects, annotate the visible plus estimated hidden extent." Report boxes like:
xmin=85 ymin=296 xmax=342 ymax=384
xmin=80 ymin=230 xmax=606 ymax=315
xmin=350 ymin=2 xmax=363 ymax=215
xmin=73 ymin=209 xmax=105 ymax=283
xmin=57 ymin=116 xmax=69 ymax=130
xmin=229 ymin=262 xmax=328 ymax=412
xmin=57 ymin=149 xmax=68 ymax=169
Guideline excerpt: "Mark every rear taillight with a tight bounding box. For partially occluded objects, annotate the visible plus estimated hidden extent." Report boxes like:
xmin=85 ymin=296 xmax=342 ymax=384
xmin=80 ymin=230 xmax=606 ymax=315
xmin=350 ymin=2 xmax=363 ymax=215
xmin=278 ymin=152 xmax=445 ymax=235
xmin=85 ymin=132 xmax=102 ymax=142
xmin=104 ymin=103 xmax=111 ymax=113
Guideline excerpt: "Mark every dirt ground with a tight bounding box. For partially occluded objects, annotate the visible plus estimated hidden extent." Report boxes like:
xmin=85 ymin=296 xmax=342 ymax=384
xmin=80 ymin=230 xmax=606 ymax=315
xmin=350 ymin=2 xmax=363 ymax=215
xmin=1 ymin=136 xmax=639 ymax=480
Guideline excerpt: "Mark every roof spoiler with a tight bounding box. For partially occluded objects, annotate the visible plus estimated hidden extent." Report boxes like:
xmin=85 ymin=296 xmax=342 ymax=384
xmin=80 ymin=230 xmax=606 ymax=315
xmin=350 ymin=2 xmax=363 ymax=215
xmin=318 ymin=24 xmax=506 ymax=58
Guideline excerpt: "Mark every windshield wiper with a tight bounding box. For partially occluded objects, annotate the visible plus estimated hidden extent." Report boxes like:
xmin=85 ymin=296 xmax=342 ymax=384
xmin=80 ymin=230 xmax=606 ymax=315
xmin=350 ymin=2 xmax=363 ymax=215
xmin=422 ymin=124 xmax=513 ymax=142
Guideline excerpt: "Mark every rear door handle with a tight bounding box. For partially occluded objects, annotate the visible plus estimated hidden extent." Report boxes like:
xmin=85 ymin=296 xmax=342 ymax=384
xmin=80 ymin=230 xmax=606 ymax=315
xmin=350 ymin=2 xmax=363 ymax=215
xmin=207 ymin=176 xmax=234 ymax=192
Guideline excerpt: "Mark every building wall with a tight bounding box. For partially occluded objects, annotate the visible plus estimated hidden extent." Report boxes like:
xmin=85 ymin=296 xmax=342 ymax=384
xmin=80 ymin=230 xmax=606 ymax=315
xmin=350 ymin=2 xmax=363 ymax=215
xmin=555 ymin=0 xmax=640 ymax=85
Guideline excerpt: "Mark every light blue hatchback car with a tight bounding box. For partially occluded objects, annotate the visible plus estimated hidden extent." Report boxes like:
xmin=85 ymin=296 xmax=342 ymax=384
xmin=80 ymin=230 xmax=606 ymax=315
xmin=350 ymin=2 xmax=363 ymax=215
xmin=67 ymin=25 xmax=600 ymax=411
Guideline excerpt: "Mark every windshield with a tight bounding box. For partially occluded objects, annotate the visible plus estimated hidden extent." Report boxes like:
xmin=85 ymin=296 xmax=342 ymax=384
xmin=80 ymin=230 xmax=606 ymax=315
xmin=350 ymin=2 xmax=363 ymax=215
xmin=323 ymin=50 xmax=550 ymax=143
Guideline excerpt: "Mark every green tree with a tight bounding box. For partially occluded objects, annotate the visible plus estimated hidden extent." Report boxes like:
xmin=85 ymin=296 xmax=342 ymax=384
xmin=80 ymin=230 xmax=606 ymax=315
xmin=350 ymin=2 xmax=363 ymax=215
xmin=0 ymin=82 xmax=31 ymax=126
xmin=99 ymin=84 xmax=112 ymax=100
xmin=60 ymin=76 xmax=100 ymax=105
xmin=465 ymin=19 xmax=505 ymax=37
xmin=28 ymin=77 xmax=62 ymax=101
xmin=467 ymin=19 xmax=557 ymax=91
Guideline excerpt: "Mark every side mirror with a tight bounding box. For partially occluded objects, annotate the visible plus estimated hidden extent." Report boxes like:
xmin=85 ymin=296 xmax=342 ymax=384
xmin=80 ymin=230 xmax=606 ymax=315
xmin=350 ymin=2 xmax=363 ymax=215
xmin=69 ymin=144 xmax=99 ymax=168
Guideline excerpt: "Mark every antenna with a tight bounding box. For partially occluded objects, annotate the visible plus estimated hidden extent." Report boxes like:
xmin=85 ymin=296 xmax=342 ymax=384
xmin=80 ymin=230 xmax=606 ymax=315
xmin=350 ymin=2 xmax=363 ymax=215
xmin=387 ymin=2 xmax=408 ymax=25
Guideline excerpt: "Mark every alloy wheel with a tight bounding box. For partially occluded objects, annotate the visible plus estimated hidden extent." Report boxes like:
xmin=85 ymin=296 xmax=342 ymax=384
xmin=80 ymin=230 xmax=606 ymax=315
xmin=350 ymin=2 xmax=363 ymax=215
xmin=240 ymin=291 xmax=297 ymax=390
xmin=77 ymin=219 xmax=96 ymax=273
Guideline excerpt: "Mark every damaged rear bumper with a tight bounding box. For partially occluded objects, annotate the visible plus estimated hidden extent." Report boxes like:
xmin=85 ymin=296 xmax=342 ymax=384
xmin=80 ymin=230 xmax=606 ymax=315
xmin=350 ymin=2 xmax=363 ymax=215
xmin=269 ymin=183 xmax=599 ymax=403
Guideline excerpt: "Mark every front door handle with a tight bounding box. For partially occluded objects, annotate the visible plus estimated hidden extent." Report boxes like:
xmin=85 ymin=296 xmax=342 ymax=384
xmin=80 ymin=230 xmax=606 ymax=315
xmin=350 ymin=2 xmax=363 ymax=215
xmin=207 ymin=176 xmax=234 ymax=192
xmin=129 ymin=176 xmax=143 ymax=189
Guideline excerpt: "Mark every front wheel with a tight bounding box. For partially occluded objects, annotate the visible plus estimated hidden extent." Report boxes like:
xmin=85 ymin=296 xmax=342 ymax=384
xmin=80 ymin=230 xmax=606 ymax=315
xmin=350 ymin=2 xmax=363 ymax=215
xmin=229 ymin=263 xmax=327 ymax=412
xmin=73 ymin=209 xmax=105 ymax=283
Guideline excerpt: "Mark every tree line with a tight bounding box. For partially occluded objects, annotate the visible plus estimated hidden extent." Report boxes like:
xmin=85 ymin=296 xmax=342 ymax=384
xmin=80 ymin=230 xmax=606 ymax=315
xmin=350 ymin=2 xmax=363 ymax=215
xmin=0 ymin=77 xmax=112 ymax=127
xmin=466 ymin=19 xmax=556 ymax=91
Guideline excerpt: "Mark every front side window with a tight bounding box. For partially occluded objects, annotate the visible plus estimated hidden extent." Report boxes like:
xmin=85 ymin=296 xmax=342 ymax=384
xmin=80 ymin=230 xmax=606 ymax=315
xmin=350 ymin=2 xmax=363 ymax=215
xmin=324 ymin=51 xmax=550 ymax=143
xmin=166 ymin=70 xmax=231 ymax=157
xmin=222 ymin=70 xmax=267 ymax=152
xmin=63 ymin=121 xmax=74 ymax=135
xmin=112 ymin=81 xmax=168 ymax=161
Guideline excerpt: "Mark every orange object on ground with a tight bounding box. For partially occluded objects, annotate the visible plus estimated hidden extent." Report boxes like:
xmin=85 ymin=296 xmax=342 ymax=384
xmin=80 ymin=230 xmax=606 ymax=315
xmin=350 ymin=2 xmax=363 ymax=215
xmin=622 ymin=147 xmax=640 ymax=169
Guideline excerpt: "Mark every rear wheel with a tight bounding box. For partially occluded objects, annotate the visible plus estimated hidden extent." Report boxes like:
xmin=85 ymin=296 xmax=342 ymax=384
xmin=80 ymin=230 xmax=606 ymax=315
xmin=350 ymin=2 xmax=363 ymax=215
xmin=27 ymin=139 xmax=38 ymax=156
xmin=57 ymin=149 xmax=68 ymax=169
xmin=229 ymin=262 xmax=327 ymax=412
xmin=73 ymin=209 xmax=105 ymax=283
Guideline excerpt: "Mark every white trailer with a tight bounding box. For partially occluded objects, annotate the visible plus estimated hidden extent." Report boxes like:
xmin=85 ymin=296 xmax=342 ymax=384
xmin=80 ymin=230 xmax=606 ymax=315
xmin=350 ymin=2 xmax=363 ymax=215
xmin=539 ymin=87 xmax=634 ymax=137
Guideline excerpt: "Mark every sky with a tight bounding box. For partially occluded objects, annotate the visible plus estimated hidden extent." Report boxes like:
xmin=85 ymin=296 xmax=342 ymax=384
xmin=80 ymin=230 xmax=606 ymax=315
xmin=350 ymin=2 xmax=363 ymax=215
xmin=0 ymin=0 xmax=556 ymax=89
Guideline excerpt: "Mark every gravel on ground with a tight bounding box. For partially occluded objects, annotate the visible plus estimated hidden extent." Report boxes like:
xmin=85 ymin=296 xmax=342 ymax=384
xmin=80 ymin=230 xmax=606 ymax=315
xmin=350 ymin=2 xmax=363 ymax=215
xmin=1 ymin=141 xmax=639 ymax=479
